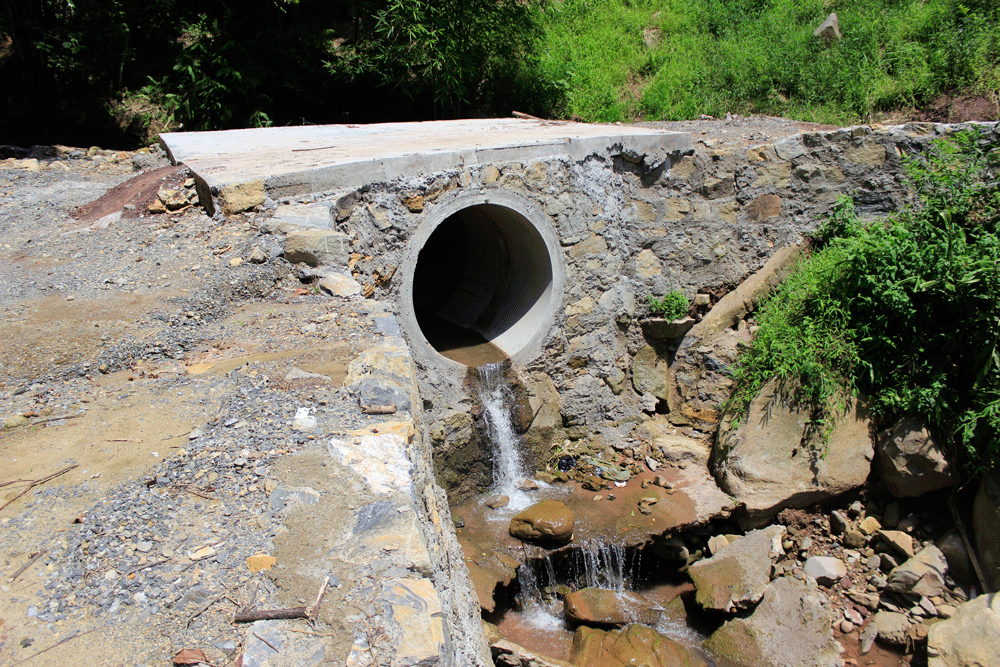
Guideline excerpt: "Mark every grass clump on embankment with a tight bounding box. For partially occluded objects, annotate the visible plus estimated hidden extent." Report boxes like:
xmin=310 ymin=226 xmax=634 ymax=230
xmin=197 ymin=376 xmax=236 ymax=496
xmin=535 ymin=0 xmax=1000 ymax=124
xmin=728 ymin=130 xmax=1000 ymax=481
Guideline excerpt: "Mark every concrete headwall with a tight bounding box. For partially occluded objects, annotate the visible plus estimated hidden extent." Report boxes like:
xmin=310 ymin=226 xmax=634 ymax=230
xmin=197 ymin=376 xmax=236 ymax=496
xmin=258 ymin=120 xmax=999 ymax=501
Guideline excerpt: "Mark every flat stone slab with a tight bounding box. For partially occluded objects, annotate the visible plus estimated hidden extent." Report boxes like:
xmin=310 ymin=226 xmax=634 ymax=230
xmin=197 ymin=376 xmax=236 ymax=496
xmin=160 ymin=119 xmax=692 ymax=199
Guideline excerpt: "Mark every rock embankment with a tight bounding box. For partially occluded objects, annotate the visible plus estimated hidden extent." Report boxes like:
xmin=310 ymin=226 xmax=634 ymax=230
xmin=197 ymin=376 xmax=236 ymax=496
xmin=0 ymin=146 xmax=487 ymax=667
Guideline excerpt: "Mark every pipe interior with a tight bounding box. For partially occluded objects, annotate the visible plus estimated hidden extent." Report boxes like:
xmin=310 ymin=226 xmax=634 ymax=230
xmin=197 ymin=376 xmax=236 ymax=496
xmin=412 ymin=203 xmax=553 ymax=363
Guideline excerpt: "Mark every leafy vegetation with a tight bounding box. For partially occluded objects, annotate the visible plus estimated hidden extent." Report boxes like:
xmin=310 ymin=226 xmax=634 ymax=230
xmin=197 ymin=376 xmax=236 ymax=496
xmin=0 ymin=0 xmax=553 ymax=146
xmin=538 ymin=0 xmax=1000 ymax=124
xmin=647 ymin=291 xmax=690 ymax=320
xmin=729 ymin=131 xmax=1000 ymax=480
xmin=1 ymin=0 xmax=997 ymax=146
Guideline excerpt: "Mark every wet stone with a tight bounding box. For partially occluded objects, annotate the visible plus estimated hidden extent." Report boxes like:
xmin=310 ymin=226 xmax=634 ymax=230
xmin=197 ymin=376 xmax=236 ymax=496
xmin=509 ymin=500 xmax=575 ymax=546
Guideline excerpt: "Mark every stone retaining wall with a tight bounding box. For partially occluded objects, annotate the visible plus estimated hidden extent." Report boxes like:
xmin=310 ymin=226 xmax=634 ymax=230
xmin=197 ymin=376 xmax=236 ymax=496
xmin=266 ymin=121 xmax=1000 ymax=501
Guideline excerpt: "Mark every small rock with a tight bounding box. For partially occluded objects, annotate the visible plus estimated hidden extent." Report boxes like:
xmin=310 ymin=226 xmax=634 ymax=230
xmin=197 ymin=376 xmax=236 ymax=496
xmin=158 ymin=188 xmax=189 ymax=211
xmin=841 ymin=620 xmax=855 ymax=633
xmin=845 ymin=608 xmax=864 ymax=625
xmin=229 ymin=257 xmax=243 ymax=267
xmin=318 ymin=274 xmax=362 ymax=297
xmin=246 ymin=554 xmax=277 ymax=572
xmin=804 ymin=556 xmax=847 ymax=586
xmin=645 ymin=456 xmax=660 ymax=471
xmin=249 ymin=247 xmax=267 ymax=264
xmin=860 ymin=622 xmax=878 ymax=653
xmin=935 ymin=531 xmax=974 ymax=585
xmin=858 ymin=516 xmax=882 ymax=535
xmin=813 ymin=12 xmax=842 ymax=41
xmin=136 ymin=541 xmax=152 ymax=553
xmin=935 ymin=603 xmax=956 ymax=619
xmin=886 ymin=545 xmax=948 ymax=599
xmin=188 ymin=429 xmax=203 ymax=440
xmin=843 ymin=529 xmax=866 ymax=548
xmin=873 ymin=610 xmax=911 ymax=646
xmin=3 ymin=414 xmax=29 ymax=429
xmin=652 ymin=475 xmax=673 ymax=489
xmin=564 ymin=588 xmax=660 ymax=626
xmin=879 ymin=552 xmax=899 ymax=573
xmin=148 ymin=199 xmax=167 ymax=214
xmin=485 ymin=495 xmax=510 ymax=509
xmin=188 ymin=546 xmax=216 ymax=561
xmin=882 ymin=501 xmax=902 ymax=529
xmin=878 ymin=529 xmax=915 ymax=558
xmin=830 ymin=510 xmax=850 ymax=535
xmin=402 ymin=194 xmax=424 ymax=212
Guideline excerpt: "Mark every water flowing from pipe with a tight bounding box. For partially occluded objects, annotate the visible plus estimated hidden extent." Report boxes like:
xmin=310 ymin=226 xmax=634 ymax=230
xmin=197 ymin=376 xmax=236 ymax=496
xmin=477 ymin=362 xmax=531 ymax=511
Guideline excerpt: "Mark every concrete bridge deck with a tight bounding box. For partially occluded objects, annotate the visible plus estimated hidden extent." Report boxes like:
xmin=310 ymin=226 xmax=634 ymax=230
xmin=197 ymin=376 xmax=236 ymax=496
xmin=160 ymin=118 xmax=691 ymax=202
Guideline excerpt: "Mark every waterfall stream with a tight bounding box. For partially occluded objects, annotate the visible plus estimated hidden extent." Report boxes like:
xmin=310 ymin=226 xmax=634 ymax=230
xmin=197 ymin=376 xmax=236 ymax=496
xmin=477 ymin=362 xmax=532 ymax=511
xmin=462 ymin=363 xmax=739 ymax=666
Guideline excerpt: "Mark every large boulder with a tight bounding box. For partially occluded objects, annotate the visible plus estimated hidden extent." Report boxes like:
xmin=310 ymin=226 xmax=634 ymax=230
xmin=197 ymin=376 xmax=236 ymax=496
xmin=705 ymin=576 xmax=841 ymax=667
xmin=564 ymin=588 xmax=659 ymax=626
xmin=688 ymin=525 xmax=785 ymax=612
xmin=927 ymin=594 xmax=1000 ymax=667
xmin=885 ymin=545 xmax=948 ymax=599
xmin=877 ymin=418 xmax=954 ymax=497
xmin=509 ymin=500 xmax=575 ymax=546
xmin=571 ymin=624 xmax=708 ymax=667
xmin=713 ymin=378 xmax=873 ymax=528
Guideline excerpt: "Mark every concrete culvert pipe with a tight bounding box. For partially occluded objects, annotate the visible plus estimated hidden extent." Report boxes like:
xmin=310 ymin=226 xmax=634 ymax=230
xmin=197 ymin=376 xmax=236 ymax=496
xmin=400 ymin=191 xmax=564 ymax=368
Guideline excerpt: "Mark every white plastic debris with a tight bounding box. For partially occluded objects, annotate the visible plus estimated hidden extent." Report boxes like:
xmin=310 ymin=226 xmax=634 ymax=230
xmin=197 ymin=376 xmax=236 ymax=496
xmin=293 ymin=407 xmax=316 ymax=429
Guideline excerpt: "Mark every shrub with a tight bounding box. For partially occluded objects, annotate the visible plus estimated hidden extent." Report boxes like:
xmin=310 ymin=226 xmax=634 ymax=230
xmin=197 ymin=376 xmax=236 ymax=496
xmin=729 ymin=130 xmax=1000 ymax=479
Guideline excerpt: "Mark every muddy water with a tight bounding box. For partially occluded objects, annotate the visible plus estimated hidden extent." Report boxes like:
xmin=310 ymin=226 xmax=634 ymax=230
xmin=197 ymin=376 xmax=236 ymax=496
xmin=492 ymin=579 xmax=702 ymax=663
xmin=455 ymin=478 xmax=744 ymax=667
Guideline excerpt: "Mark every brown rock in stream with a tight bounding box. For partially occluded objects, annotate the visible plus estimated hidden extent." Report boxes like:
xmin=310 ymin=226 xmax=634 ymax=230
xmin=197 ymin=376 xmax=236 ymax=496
xmin=564 ymin=588 xmax=660 ymax=626
xmin=571 ymin=624 xmax=708 ymax=667
xmin=509 ymin=500 xmax=575 ymax=546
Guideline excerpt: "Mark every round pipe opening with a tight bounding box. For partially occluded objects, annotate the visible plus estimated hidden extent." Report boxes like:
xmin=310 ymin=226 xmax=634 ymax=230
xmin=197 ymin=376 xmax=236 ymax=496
xmin=401 ymin=194 xmax=563 ymax=368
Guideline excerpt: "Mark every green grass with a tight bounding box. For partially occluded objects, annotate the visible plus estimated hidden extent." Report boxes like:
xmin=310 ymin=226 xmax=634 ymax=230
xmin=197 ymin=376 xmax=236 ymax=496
xmin=728 ymin=131 xmax=1000 ymax=481
xmin=535 ymin=0 xmax=1000 ymax=124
